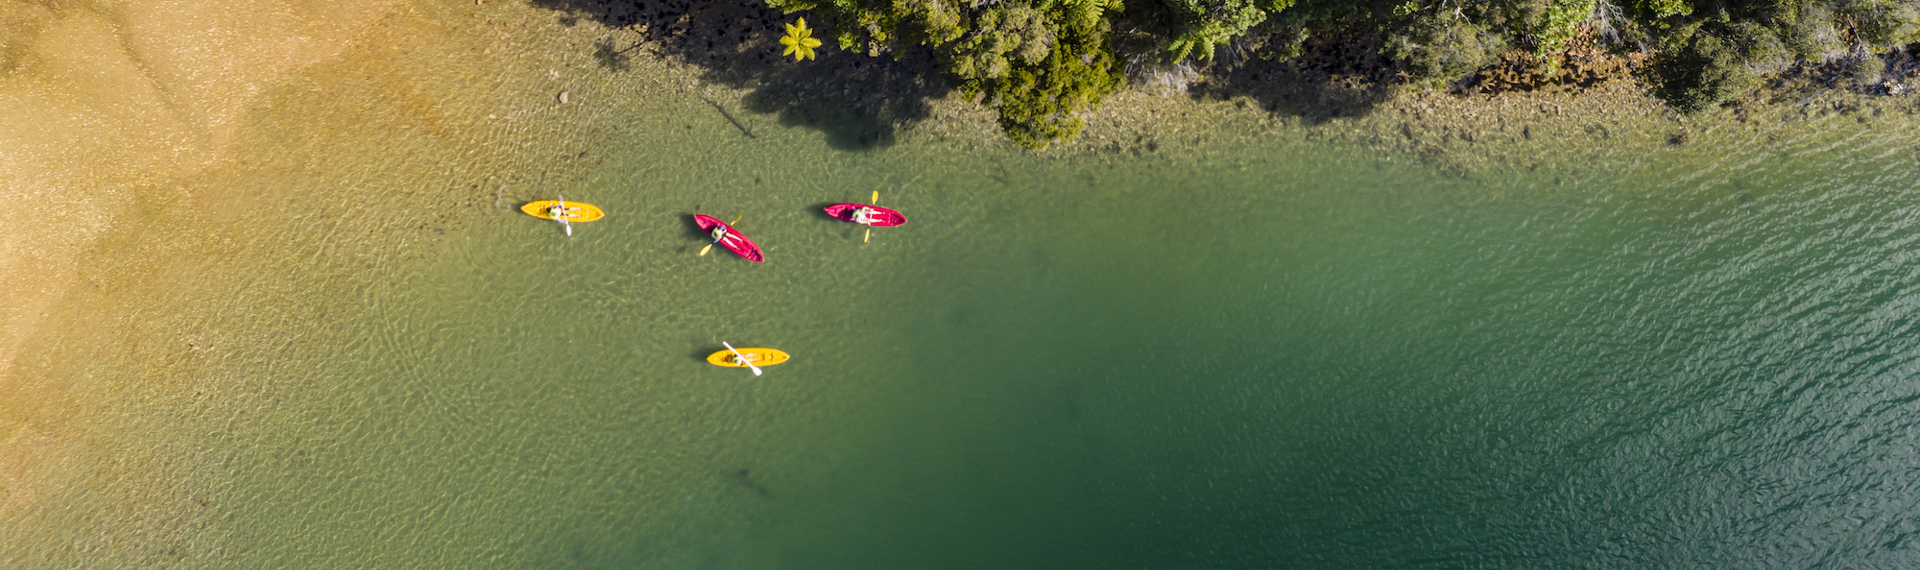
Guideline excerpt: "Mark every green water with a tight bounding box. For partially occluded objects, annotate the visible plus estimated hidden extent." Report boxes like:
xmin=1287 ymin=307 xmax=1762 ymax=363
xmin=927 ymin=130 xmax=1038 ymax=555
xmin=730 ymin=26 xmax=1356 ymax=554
xmin=188 ymin=101 xmax=1920 ymax=568
xmin=15 ymin=6 xmax=1920 ymax=566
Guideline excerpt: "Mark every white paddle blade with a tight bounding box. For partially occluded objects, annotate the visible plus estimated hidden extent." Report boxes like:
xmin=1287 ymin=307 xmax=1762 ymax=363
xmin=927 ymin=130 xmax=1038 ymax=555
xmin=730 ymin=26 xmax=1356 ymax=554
xmin=722 ymin=341 xmax=761 ymax=376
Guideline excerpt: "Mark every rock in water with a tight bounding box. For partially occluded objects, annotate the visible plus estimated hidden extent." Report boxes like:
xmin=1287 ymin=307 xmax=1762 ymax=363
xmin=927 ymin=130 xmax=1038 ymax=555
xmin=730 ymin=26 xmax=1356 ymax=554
xmin=559 ymin=91 xmax=569 ymax=105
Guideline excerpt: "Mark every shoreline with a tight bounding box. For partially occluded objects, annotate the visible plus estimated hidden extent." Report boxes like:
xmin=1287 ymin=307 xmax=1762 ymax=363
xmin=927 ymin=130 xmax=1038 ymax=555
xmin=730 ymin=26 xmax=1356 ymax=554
xmin=539 ymin=0 xmax=1920 ymax=150
xmin=541 ymin=0 xmax=1920 ymax=172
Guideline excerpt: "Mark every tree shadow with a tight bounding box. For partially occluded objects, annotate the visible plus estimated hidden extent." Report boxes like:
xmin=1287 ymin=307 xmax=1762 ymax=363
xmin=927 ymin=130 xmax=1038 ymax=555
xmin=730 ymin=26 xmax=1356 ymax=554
xmin=1183 ymin=30 xmax=1397 ymax=123
xmin=533 ymin=0 xmax=946 ymax=150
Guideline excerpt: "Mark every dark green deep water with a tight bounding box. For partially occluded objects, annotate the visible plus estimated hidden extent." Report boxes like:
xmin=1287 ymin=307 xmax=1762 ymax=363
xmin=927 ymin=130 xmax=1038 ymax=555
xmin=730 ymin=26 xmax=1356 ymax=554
xmin=171 ymin=94 xmax=1920 ymax=568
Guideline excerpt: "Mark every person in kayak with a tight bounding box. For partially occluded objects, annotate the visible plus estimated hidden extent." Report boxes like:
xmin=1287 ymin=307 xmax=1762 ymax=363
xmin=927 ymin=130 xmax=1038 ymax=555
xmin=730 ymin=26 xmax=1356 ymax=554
xmin=710 ymin=226 xmax=731 ymax=244
xmin=851 ymin=207 xmax=877 ymax=224
xmin=548 ymin=203 xmax=575 ymax=220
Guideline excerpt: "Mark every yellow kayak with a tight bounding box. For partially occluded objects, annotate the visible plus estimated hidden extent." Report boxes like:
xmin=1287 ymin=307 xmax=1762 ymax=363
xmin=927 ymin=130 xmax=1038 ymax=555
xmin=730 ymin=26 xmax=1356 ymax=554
xmin=707 ymin=348 xmax=790 ymax=368
xmin=521 ymin=200 xmax=605 ymax=222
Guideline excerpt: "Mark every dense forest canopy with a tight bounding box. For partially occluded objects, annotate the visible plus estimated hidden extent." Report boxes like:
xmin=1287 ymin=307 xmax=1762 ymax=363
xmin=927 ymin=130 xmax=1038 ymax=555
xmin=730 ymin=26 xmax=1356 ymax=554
xmin=760 ymin=0 xmax=1920 ymax=148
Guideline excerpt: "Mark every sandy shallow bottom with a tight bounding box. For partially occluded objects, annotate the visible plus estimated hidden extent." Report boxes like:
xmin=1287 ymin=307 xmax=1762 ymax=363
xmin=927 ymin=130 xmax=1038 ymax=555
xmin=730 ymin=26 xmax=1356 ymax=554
xmin=4 ymin=0 xmax=1919 ymax=565
xmin=1 ymin=0 xmax=486 ymax=562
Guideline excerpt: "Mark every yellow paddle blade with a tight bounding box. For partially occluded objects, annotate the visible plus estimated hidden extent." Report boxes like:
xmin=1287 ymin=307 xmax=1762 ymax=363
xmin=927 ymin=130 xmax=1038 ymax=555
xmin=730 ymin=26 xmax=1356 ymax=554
xmin=700 ymin=243 xmax=714 ymax=256
xmin=864 ymin=228 xmax=871 ymax=243
xmin=871 ymin=190 xmax=878 ymax=204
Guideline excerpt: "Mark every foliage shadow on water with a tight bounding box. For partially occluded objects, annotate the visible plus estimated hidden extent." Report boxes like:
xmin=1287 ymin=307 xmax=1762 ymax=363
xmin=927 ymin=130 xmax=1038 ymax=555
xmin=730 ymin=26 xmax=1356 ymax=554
xmin=535 ymin=0 xmax=946 ymax=150
xmin=1183 ymin=33 xmax=1395 ymax=124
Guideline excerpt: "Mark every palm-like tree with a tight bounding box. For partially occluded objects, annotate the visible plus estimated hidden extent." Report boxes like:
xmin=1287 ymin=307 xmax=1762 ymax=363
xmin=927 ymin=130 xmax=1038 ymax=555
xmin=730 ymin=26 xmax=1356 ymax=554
xmin=781 ymin=18 xmax=823 ymax=61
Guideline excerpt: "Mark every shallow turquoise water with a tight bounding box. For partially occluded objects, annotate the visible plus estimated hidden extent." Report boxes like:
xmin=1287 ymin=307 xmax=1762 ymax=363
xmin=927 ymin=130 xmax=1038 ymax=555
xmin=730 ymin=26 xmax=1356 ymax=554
xmin=175 ymin=90 xmax=1920 ymax=568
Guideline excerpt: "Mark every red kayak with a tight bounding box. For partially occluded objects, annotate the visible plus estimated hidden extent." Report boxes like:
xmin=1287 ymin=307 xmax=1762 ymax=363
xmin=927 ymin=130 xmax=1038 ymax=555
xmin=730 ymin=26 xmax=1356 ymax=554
xmin=824 ymin=204 xmax=907 ymax=227
xmin=694 ymin=214 xmax=765 ymax=262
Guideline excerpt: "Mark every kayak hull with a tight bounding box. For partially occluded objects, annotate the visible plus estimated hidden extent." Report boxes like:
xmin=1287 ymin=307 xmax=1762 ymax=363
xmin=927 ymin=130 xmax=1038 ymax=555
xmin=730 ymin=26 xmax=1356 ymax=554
xmin=522 ymin=200 xmax=605 ymax=222
xmin=823 ymin=203 xmax=906 ymax=227
xmin=694 ymin=214 xmax=765 ymax=262
xmin=708 ymin=348 xmax=790 ymax=367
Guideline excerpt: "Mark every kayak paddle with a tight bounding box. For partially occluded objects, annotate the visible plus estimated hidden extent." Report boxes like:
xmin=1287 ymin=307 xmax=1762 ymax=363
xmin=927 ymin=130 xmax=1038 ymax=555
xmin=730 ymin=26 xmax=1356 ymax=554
xmin=700 ymin=215 xmax=743 ymax=256
xmin=722 ymin=341 xmax=762 ymax=376
xmin=864 ymin=191 xmax=876 ymax=243
xmin=556 ymin=194 xmax=574 ymax=236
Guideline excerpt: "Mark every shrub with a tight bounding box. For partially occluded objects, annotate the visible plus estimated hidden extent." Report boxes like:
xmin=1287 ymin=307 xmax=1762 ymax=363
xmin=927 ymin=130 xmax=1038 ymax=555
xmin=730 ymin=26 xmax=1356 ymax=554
xmin=966 ymin=27 xmax=1125 ymax=149
xmin=1162 ymin=0 xmax=1294 ymax=63
xmin=1382 ymin=11 xmax=1508 ymax=83
xmin=1727 ymin=21 xmax=1792 ymax=72
xmin=1773 ymin=2 xmax=1848 ymax=61
xmin=947 ymin=6 xmax=1055 ymax=81
xmin=1638 ymin=0 xmax=1692 ymax=19
xmin=1650 ymin=32 xmax=1760 ymax=112
xmin=1848 ymin=53 xmax=1887 ymax=87
xmin=1840 ymin=0 xmax=1920 ymax=46
xmin=1533 ymin=0 xmax=1598 ymax=58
